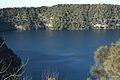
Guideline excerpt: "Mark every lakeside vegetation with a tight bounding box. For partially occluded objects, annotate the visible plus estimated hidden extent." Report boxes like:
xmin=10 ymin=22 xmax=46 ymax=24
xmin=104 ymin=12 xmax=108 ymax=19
xmin=0 ymin=4 xmax=120 ymax=80
xmin=91 ymin=40 xmax=120 ymax=80
xmin=0 ymin=4 xmax=120 ymax=31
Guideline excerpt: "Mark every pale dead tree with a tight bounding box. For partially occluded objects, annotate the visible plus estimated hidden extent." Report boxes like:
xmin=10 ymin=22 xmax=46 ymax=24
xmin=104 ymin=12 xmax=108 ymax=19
xmin=0 ymin=40 xmax=5 ymax=48
xmin=42 ymin=68 xmax=59 ymax=80
xmin=0 ymin=32 xmax=6 ymax=49
xmin=0 ymin=57 xmax=29 ymax=80
xmin=0 ymin=59 xmax=12 ymax=74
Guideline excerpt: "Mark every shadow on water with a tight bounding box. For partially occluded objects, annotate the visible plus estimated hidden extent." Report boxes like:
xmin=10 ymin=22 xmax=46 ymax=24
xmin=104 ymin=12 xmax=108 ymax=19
xmin=0 ymin=21 xmax=16 ymax=32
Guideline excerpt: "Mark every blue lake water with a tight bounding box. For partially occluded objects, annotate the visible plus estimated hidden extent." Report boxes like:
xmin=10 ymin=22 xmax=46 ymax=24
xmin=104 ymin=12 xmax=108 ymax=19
xmin=2 ymin=30 xmax=120 ymax=80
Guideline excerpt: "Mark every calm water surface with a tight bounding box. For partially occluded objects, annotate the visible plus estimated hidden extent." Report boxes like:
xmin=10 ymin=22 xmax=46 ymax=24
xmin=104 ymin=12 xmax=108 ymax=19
xmin=2 ymin=30 xmax=120 ymax=80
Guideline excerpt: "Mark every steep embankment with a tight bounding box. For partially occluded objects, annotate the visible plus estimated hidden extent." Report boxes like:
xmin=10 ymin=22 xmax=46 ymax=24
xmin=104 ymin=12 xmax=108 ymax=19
xmin=0 ymin=37 xmax=21 ymax=79
xmin=0 ymin=4 xmax=120 ymax=31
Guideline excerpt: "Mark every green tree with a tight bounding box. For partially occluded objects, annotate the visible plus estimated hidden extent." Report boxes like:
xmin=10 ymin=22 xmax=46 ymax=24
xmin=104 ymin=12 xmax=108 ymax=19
xmin=91 ymin=41 xmax=120 ymax=80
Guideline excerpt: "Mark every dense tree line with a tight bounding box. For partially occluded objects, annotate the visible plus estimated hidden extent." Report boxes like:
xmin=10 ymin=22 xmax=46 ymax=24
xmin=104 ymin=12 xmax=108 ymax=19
xmin=0 ymin=4 xmax=120 ymax=30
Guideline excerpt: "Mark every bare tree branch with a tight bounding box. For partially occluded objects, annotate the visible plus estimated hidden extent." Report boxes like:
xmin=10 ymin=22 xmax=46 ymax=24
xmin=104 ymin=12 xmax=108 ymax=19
xmin=3 ymin=57 xmax=29 ymax=80
xmin=0 ymin=41 xmax=5 ymax=48
xmin=0 ymin=59 xmax=12 ymax=74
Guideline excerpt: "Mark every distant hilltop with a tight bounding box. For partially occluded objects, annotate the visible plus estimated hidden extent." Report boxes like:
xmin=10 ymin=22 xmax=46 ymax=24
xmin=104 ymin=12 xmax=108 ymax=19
xmin=0 ymin=4 xmax=120 ymax=31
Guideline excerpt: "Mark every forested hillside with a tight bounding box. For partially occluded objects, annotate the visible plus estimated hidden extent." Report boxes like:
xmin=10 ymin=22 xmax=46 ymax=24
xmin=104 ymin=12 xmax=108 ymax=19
xmin=0 ymin=4 xmax=120 ymax=30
